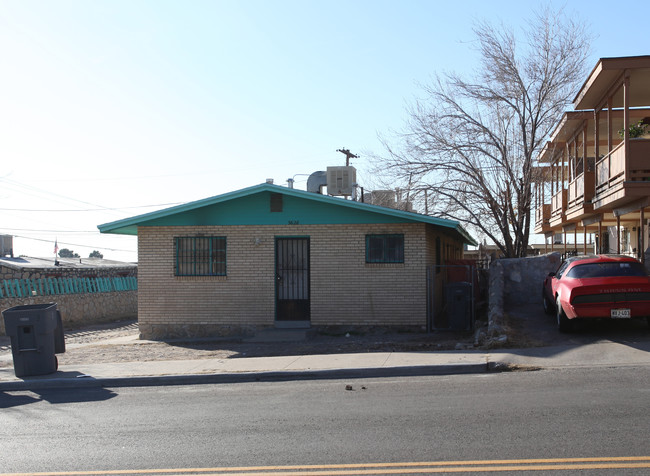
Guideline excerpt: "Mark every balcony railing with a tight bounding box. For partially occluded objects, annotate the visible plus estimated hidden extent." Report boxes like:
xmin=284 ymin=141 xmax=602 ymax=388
xmin=595 ymin=142 xmax=625 ymax=194
xmin=551 ymin=189 xmax=567 ymax=221
xmin=535 ymin=204 xmax=551 ymax=232
xmin=593 ymin=139 xmax=650 ymax=206
xmin=628 ymin=139 xmax=650 ymax=182
xmin=567 ymin=171 xmax=594 ymax=210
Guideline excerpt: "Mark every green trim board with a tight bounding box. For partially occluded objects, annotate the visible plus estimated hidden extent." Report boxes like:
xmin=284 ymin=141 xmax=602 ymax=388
xmin=98 ymin=183 xmax=477 ymax=245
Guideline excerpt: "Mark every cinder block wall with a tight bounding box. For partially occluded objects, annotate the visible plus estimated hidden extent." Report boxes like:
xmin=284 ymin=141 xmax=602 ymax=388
xmin=138 ymin=223 xmax=459 ymax=339
xmin=487 ymin=253 xmax=561 ymax=333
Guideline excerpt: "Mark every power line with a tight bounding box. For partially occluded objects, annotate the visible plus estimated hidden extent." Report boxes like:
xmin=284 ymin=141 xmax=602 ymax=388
xmin=1 ymin=177 xmax=114 ymax=211
xmin=1 ymin=228 xmax=97 ymax=234
xmin=0 ymin=202 xmax=183 ymax=212
xmin=12 ymin=234 xmax=136 ymax=253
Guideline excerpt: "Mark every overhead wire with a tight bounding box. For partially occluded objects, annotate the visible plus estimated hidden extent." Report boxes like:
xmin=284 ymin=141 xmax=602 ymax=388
xmin=10 ymin=234 xmax=136 ymax=254
xmin=0 ymin=202 xmax=183 ymax=212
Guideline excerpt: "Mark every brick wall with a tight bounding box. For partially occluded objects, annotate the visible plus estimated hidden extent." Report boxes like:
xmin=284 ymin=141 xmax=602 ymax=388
xmin=138 ymin=223 xmax=465 ymax=339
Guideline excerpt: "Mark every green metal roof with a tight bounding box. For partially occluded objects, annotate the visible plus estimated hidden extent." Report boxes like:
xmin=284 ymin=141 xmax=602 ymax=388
xmin=98 ymin=183 xmax=477 ymax=245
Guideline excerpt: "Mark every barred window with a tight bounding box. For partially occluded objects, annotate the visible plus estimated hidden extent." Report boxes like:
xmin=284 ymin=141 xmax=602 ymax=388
xmin=366 ymin=234 xmax=404 ymax=263
xmin=175 ymin=237 xmax=226 ymax=276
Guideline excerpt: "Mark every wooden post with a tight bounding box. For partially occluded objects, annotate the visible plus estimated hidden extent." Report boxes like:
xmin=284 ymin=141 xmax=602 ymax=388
xmin=594 ymin=110 xmax=600 ymax=160
xmin=617 ymin=215 xmax=621 ymax=255
xmin=598 ymin=221 xmax=603 ymax=254
xmin=641 ymin=209 xmax=646 ymax=264
xmin=584 ymin=227 xmax=587 ymax=255
xmin=624 ymin=73 xmax=630 ymax=181
xmin=551 ymin=234 xmax=554 ymax=253
xmin=607 ymin=97 xmax=612 ymax=155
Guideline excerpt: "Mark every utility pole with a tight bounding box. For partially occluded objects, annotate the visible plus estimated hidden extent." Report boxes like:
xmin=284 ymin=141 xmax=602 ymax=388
xmin=336 ymin=148 xmax=359 ymax=167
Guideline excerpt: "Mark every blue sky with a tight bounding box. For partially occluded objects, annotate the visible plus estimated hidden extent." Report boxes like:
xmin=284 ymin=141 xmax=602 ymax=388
xmin=1 ymin=0 xmax=648 ymax=261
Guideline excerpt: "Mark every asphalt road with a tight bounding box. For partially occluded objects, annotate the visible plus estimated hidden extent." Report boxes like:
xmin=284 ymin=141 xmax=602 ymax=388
xmin=1 ymin=366 xmax=649 ymax=475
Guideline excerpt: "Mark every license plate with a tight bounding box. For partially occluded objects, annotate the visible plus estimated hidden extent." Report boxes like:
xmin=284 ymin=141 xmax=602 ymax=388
xmin=611 ymin=309 xmax=631 ymax=318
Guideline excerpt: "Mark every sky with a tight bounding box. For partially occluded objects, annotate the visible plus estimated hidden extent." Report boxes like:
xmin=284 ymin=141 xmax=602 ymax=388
xmin=1 ymin=0 xmax=649 ymax=262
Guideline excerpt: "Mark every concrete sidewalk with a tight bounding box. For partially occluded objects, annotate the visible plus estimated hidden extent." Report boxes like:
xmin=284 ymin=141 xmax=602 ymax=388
xmin=2 ymin=339 xmax=649 ymax=391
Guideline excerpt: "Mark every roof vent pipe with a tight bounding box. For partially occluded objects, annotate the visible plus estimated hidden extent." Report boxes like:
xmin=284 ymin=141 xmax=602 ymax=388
xmin=307 ymin=171 xmax=327 ymax=194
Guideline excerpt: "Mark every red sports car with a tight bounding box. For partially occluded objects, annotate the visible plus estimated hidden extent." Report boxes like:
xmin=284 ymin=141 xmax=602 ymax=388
xmin=542 ymin=254 xmax=650 ymax=332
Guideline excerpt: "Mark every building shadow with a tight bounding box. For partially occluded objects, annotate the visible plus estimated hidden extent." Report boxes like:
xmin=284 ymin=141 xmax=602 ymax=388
xmin=0 ymin=370 xmax=118 ymax=408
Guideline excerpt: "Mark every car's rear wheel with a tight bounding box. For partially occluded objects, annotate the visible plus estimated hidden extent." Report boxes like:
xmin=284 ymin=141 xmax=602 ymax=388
xmin=556 ymin=296 xmax=573 ymax=332
xmin=543 ymin=289 xmax=554 ymax=315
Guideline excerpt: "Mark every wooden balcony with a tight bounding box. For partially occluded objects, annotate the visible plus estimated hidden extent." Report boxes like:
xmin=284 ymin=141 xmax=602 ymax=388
xmin=549 ymin=189 xmax=567 ymax=227
xmin=593 ymin=138 xmax=650 ymax=210
xmin=534 ymin=204 xmax=551 ymax=234
xmin=566 ymin=171 xmax=595 ymax=221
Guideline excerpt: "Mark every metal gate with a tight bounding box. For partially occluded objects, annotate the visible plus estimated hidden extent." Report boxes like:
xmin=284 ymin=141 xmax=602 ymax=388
xmin=275 ymin=237 xmax=310 ymax=324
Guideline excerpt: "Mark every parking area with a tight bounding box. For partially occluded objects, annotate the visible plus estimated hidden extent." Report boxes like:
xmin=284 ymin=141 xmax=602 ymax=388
xmin=505 ymin=302 xmax=650 ymax=348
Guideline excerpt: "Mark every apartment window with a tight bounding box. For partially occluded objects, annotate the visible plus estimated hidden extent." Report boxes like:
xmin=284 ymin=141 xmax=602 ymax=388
xmin=175 ymin=237 xmax=226 ymax=276
xmin=366 ymin=234 xmax=404 ymax=263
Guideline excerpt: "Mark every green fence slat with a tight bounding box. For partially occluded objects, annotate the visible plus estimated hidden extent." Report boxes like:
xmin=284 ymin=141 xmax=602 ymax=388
xmin=14 ymin=280 xmax=23 ymax=298
xmin=25 ymin=279 xmax=33 ymax=296
xmin=1 ymin=275 xmax=137 ymax=299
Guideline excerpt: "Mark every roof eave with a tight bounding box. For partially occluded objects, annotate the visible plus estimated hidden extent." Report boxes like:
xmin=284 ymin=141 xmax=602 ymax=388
xmin=98 ymin=183 xmax=477 ymax=245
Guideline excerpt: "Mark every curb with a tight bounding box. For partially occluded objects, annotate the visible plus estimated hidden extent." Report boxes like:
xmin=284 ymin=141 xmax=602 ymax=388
xmin=0 ymin=363 xmax=490 ymax=391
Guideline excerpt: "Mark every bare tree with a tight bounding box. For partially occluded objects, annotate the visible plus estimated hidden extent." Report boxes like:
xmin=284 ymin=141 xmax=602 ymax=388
xmin=374 ymin=7 xmax=591 ymax=257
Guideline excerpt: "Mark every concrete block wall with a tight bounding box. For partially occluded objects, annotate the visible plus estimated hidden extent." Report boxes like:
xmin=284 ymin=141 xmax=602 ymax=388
xmin=488 ymin=253 xmax=561 ymax=333
xmin=137 ymin=223 xmax=457 ymax=339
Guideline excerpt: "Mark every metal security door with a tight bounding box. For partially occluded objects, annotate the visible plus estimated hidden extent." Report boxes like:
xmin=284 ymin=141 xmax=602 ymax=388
xmin=275 ymin=238 xmax=310 ymax=323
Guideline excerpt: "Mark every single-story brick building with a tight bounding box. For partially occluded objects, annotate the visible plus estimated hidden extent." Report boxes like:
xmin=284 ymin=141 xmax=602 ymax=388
xmin=98 ymin=183 xmax=476 ymax=339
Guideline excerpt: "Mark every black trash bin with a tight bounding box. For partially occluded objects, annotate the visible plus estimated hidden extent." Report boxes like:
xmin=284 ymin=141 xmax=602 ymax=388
xmin=2 ymin=303 xmax=64 ymax=377
xmin=445 ymin=282 xmax=473 ymax=331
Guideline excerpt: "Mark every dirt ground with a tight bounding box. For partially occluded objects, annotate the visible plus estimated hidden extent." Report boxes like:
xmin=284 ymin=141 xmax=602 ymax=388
xmin=0 ymin=319 xmax=481 ymax=368
xmin=2 ymin=303 xmax=648 ymax=369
